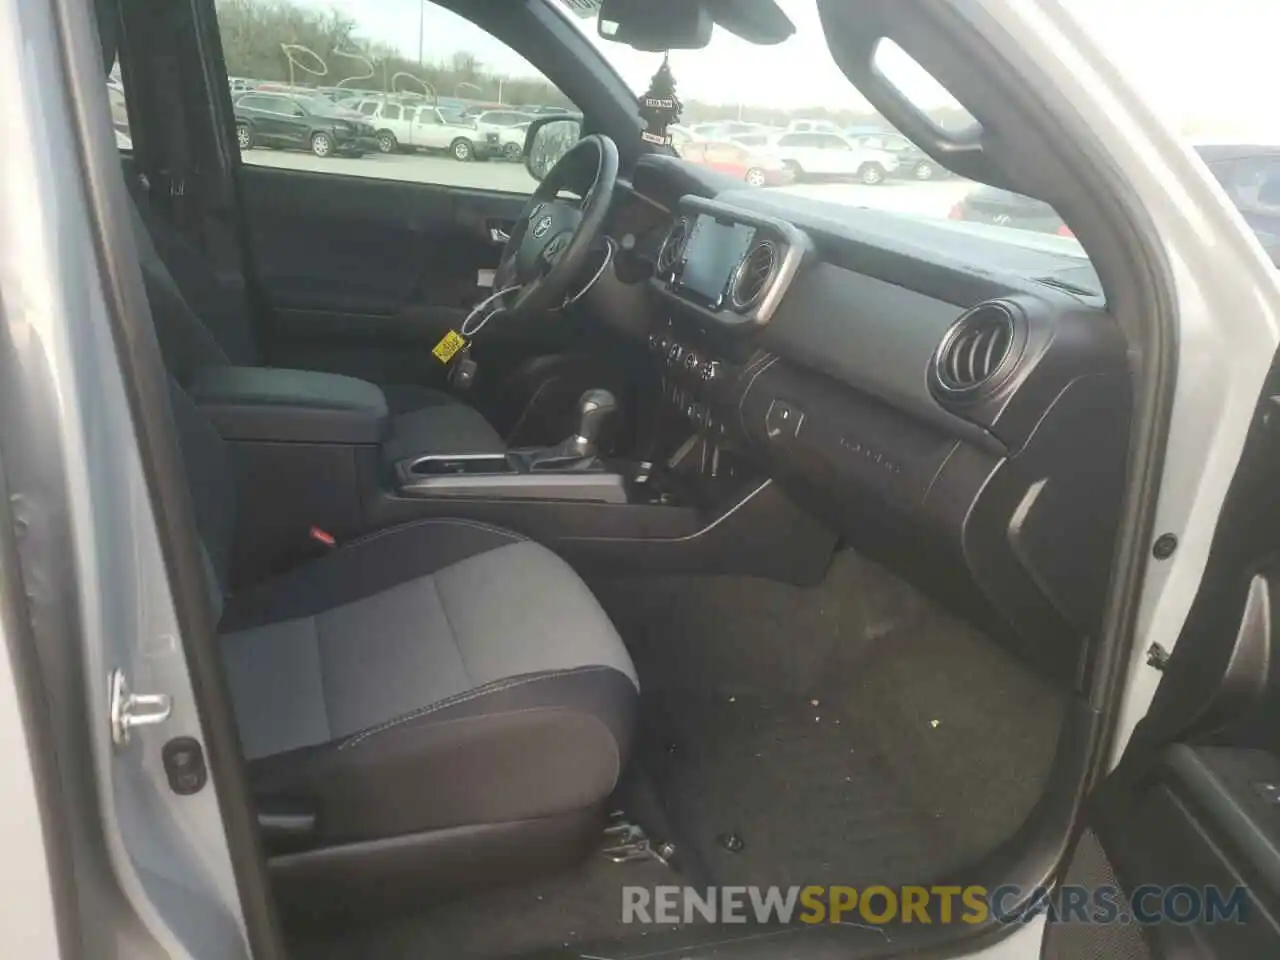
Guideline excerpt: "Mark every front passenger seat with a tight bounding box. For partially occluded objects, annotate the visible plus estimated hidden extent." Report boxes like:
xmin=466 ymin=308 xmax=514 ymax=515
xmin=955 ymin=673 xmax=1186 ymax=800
xmin=168 ymin=380 xmax=638 ymax=910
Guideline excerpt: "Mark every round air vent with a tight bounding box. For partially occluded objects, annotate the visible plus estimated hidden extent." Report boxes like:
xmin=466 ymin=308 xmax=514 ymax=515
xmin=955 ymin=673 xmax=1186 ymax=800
xmin=934 ymin=301 xmax=1020 ymax=394
xmin=656 ymin=217 xmax=690 ymax=278
xmin=728 ymin=240 xmax=777 ymax=312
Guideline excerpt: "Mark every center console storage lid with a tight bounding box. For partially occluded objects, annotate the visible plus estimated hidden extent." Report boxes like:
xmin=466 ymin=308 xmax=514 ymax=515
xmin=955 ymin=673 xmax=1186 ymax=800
xmin=189 ymin=366 xmax=389 ymax=445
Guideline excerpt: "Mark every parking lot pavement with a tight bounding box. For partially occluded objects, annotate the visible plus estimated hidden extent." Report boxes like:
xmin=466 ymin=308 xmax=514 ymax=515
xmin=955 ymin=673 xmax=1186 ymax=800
xmin=239 ymin=149 xmax=975 ymax=221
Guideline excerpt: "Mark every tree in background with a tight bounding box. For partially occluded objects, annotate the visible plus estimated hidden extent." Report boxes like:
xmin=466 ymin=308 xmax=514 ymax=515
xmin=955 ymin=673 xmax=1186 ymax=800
xmin=216 ymin=0 xmax=574 ymax=107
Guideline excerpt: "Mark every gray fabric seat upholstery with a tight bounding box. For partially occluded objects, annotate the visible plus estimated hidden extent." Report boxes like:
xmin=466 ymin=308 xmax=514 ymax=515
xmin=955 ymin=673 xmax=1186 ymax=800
xmin=128 ymin=194 xmax=505 ymax=456
xmin=219 ymin=518 xmax=637 ymax=845
xmin=165 ymin=380 xmax=637 ymax=888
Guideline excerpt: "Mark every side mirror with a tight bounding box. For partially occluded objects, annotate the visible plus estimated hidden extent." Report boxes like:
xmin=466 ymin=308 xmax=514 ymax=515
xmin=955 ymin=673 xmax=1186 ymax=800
xmin=524 ymin=116 xmax=583 ymax=181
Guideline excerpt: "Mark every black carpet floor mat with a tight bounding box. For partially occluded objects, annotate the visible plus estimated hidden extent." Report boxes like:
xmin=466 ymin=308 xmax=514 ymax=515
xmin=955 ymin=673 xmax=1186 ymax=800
xmin=591 ymin=549 xmax=1066 ymax=890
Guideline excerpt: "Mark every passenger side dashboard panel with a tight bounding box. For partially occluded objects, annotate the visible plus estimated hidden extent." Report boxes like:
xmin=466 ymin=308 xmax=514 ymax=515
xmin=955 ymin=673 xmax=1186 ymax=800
xmin=622 ymin=167 xmax=1132 ymax=681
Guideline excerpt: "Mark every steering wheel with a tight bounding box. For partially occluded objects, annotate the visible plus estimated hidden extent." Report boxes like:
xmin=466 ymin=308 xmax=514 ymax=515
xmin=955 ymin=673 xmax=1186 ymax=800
xmin=486 ymin=134 xmax=619 ymax=325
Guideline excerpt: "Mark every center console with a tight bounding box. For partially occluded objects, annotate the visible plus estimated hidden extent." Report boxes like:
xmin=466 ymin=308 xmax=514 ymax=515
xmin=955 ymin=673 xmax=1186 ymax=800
xmin=190 ymin=199 xmax=835 ymax=592
xmin=640 ymin=195 xmax=812 ymax=481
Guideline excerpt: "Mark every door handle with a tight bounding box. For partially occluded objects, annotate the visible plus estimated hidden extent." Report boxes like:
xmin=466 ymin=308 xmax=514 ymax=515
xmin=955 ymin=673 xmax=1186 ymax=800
xmin=487 ymin=219 xmax=515 ymax=245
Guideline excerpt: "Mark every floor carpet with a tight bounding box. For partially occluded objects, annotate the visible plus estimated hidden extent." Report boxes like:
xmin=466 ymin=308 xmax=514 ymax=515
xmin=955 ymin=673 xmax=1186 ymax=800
xmin=591 ymin=549 xmax=1066 ymax=890
xmin=292 ymin=550 xmax=1066 ymax=959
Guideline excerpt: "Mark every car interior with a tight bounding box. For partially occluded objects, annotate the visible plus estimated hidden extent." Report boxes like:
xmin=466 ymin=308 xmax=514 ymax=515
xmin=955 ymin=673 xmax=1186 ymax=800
xmin=97 ymin=0 xmax=1147 ymax=957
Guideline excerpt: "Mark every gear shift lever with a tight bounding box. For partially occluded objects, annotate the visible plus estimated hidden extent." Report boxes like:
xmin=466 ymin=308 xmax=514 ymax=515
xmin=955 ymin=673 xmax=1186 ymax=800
xmin=568 ymin=389 xmax=618 ymax=458
xmin=521 ymin=389 xmax=617 ymax=470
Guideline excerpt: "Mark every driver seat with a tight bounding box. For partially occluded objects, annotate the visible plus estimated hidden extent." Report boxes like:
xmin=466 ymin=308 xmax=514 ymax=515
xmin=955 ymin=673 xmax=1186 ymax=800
xmin=128 ymin=193 xmax=505 ymax=458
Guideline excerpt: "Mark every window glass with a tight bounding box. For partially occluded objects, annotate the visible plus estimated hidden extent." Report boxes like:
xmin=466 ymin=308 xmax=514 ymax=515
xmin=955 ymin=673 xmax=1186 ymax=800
xmin=579 ymin=0 xmax=1280 ymax=278
xmin=214 ymin=0 xmax=576 ymax=192
xmin=1222 ymin=158 xmax=1280 ymax=211
xmin=572 ymin=0 xmax=1092 ymax=273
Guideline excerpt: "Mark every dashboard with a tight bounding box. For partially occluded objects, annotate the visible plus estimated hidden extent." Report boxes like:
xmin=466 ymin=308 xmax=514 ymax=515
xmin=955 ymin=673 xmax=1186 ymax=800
xmin=599 ymin=156 xmax=1131 ymax=682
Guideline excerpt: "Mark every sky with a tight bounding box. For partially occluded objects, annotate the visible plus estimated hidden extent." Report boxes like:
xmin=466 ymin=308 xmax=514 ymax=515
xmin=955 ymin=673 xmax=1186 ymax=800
xmin=298 ymin=0 xmax=1280 ymax=139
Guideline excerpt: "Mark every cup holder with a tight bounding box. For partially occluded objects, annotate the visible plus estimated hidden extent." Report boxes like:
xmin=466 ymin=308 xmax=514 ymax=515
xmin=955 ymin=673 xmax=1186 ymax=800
xmin=407 ymin=454 xmax=516 ymax=477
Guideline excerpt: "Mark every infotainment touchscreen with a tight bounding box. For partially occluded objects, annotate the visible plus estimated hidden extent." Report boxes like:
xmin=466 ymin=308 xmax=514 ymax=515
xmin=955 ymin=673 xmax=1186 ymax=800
xmin=678 ymin=214 xmax=758 ymax=306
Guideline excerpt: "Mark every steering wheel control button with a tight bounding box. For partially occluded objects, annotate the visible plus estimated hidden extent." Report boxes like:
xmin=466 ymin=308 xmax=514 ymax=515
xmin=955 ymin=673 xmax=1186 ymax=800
xmin=765 ymin=399 xmax=804 ymax=440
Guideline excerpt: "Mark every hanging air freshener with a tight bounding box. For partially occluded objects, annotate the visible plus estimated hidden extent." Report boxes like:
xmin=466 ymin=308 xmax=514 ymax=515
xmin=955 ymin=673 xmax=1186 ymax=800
xmin=638 ymin=53 xmax=683 ymax=146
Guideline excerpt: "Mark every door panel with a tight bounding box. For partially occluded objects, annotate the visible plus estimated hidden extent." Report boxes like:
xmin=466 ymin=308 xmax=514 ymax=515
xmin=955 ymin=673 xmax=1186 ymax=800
xmin=1057 ymin=746 xmax=1280 ymax=959
xmin=239 ymin=165 xmax=529 ymax=387
xmin=1055 ymin=560 xmax=1280 ymax=958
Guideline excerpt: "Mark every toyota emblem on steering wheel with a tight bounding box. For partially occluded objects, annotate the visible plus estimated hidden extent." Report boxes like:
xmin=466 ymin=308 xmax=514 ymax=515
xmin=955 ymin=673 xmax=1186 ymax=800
xmin=532 ymin=215 xmax=554 ymax=239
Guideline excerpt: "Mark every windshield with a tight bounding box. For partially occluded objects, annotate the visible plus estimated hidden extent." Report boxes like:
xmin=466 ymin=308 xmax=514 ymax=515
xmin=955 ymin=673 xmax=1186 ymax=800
xmin=567 ymin=0 xmax=1280 ymax=272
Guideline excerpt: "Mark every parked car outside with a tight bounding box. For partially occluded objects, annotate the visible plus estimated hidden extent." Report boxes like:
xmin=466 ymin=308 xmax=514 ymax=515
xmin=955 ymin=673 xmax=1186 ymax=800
xmin=785 ymin=117 xmax=842 ymax=134
xmin=472 ymin=109 xmax=536 ymax=159
xmin=232 ymin=92 xmax=377 ymax=158
xmin=349 ymin=97 xmax=489 ymax=160
xmin=492 ymin=121 xmax=532 ymax=161
xmin=728 ymin=129 xmax=784 ymax=149
xmin=688 ymin=120 xmax=767 ymax=140
xmin=949 ymin=144 xmax=1280 ymax=266
xmin=766 ymin=131 xmax=899 ymax=184
xmin=848 ymin=130 xmax=946 ymax=181
xmin=680 ymin=138 xmax=793 ymax=187
xmin=668 ymin=123 xmax=697 ymax=149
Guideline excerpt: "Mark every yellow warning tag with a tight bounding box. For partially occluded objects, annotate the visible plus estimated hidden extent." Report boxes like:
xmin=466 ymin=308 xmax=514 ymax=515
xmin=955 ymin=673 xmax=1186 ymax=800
xmin=431 ymin=330 xmax=467 ymax=364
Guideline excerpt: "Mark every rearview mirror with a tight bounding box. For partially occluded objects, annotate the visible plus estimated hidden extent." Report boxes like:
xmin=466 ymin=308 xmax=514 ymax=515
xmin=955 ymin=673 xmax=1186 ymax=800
xmin=525 ymin=116 xmax=582 ymax=181
xmin=598 ymin=0 xmax=713 ymax=51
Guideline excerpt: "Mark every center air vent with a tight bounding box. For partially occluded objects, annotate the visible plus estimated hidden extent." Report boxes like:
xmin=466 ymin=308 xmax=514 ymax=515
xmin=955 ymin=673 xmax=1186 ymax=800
xmin=728 ymin=240 xmax=777 ymax=312
xmin=656 ymin=217 xmax=690 ymax=278
xmin=934 ymin=301 xmax=1020 ymax=394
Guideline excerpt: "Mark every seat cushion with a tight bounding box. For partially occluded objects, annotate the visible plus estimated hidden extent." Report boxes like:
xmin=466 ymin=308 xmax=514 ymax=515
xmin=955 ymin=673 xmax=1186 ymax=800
xmin=218 ymin=519 xmax=637 ymax=845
